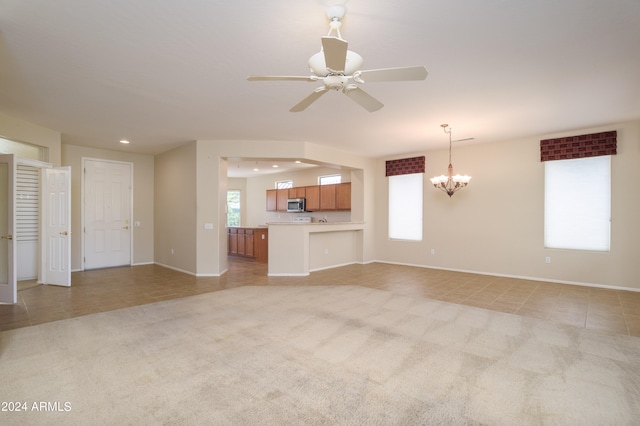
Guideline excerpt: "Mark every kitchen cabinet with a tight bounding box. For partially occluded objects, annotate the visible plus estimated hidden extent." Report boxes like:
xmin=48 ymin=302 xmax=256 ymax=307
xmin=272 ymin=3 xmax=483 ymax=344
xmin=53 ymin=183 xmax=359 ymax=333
xmin=253 ymin=229 xmax=268 ymax=262
xmin=304 ymin=185 xmax=320 ymax=211
xmin=228 ymin=227 xmax=268 ymax=262
xmin=276 ymin=189 xmax=289 ymax=211
xmin=289 ymin=187 xmax=305 ymax=198
xmin=244 ymin=230 xmax=254 ymax=257
xmin=228 ymin=228 xmax=238 ymax=254
xmin=266 ymin=189 xmax=277 ymax=211
xmin=265 ymin=183 xmax=351 ymax=212
xmin=336 ymin=182 xmax=351 ymax=210
xmin=319 ymin=184 xmax=336 ymax=210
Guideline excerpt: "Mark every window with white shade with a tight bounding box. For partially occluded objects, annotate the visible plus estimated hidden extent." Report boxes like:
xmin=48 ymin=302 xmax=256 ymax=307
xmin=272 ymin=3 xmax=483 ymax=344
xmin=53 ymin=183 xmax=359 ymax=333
xmin=544 ymin=155 xmax=611 ymax=251
xmin=388 ymin=173 xmax=423 ymax=241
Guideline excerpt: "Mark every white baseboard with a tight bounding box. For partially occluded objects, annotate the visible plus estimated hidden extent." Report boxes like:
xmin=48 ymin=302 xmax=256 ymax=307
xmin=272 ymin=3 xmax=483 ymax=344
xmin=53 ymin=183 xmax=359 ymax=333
xmin=374 ymin=260 xmax=640 ymax=293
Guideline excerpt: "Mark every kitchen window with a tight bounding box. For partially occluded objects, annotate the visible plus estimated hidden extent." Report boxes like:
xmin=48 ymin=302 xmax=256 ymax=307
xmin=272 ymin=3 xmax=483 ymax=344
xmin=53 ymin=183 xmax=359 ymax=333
xmin=227 ymin=190 xmax=240 ymax=227
xmin=319 ymin=174 xmax=341 ymax=185
xmin=276 ymin=180 xmax=293 ymax=189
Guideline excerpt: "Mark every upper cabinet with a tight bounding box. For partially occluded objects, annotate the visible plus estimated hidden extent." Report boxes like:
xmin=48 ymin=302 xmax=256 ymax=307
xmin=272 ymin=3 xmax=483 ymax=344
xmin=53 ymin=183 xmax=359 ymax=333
xmin=266 ymin=189 xmax=277 ymax=211
xmin=266 ymin=188 xmax=298 ymax=211
xmin=266 ymin=183 xmax=350 ymax=211
xmin=335 ymin=182 xmax=351 ymax=210
xmin=276 ymin=189 xmax=289 ymax=211
xmin=289 ymin=187 xmax=305 ymax=198
xmin=305 ymin=185 xmax=320 ymax=211
xmin=319 ymin=184 xmax=336 ymax=210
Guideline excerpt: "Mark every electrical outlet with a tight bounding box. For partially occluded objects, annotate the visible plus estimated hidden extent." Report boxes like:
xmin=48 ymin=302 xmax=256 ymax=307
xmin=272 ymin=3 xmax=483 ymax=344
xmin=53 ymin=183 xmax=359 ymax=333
xmin=430 ymin=249 xmax=436 ymax=255
xmin=545 ymin=256 xmax=551 ymax=264
xmin=324 ymin=248 xmax=329 ymax=255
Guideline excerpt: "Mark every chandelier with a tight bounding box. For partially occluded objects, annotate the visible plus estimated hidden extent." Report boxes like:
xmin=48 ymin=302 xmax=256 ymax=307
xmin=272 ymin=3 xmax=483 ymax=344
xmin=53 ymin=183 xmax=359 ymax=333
xmin=429 ymin=124 xmax=471 ymax=197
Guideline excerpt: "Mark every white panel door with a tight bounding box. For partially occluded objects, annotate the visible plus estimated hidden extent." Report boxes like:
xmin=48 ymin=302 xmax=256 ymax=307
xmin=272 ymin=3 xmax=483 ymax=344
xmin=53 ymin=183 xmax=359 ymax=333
xmin=0 ymin=155 xmax=16 ymax=304
xmin=43 ymin=167 xmax=71 ymax=286
xmin=84 ymin=160 xmax=132 ymax=269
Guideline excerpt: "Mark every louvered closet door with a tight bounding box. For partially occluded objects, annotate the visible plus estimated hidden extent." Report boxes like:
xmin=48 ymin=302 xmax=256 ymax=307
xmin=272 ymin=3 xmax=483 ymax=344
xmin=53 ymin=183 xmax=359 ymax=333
xmin=16 ymin=165 xmax=39 ymax=280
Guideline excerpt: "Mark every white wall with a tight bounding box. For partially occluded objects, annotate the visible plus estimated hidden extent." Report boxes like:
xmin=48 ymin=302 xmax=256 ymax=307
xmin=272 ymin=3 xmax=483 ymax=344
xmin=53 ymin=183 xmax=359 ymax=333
xmin=375 ymin=120 xmax=640 ymax=290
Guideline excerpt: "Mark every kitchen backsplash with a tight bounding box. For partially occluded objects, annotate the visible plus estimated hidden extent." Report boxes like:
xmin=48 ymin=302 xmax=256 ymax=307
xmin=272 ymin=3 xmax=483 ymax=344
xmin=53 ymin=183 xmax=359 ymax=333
xmin=264 ymin=210 xmax=352 ymax=224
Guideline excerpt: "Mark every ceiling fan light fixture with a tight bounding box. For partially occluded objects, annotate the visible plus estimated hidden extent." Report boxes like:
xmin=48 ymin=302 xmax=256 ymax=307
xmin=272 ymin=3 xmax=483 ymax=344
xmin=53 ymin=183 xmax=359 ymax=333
xmin=326 ymin=5 xmax=347 ymax=22
xmin=247 ymin=5 xmax=428 ymax=112
xmin=308 ymin=50 xmax=363 ymax=77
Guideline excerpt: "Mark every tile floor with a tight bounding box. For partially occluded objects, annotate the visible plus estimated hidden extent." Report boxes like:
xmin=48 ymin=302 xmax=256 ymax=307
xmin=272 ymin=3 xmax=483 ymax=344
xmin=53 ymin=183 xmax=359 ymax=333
xmin=2 ymin=258 xmax=640 ymax=336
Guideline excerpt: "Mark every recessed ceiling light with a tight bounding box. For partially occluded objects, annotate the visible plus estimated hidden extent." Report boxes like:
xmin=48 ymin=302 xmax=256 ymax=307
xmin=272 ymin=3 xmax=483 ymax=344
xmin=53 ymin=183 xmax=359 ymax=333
xmin=253 ymin=168 xmax=259 ymax=172
xmin=272 ymin=165 xmax=279 ymax=168
xmin=295 ymin=160 xmax=301 ymax=164
xmin=120 ymin=139 xmax=130 ymax=144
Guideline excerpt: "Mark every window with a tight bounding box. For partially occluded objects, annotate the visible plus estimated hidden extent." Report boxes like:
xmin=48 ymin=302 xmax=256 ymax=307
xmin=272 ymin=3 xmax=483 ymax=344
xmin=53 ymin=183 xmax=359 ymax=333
xmin=544 ymin=156 xmax=611 ymax=251
xmin=388 ymin=173 xmax=423 ymax=241
xmin=319 ymin=174 xmax=341 ymax=185
xmin=0 ymin=137 xmax=47 ymax=161
xmin=276 ymin=180 xmax=293 ymax=189
xmin=227 ymin=190 xmax=240 ymax=227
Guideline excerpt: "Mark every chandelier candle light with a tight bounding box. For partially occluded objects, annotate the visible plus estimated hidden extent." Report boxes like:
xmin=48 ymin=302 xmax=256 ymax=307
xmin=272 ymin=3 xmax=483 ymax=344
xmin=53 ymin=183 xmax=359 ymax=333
xmin=430 ymin=124 xmax=471 ymax=197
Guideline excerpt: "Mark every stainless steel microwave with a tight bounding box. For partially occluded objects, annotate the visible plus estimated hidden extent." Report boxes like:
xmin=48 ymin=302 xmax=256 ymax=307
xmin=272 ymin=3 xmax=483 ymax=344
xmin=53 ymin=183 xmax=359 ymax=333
xmin=287 ymin=198 xmax=306 ymax=213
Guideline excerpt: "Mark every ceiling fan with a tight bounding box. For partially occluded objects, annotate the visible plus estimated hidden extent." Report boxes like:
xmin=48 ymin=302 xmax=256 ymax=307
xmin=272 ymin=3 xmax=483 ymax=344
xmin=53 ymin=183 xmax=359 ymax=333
xmin=247 ymin=5 xmax=428 ymax=112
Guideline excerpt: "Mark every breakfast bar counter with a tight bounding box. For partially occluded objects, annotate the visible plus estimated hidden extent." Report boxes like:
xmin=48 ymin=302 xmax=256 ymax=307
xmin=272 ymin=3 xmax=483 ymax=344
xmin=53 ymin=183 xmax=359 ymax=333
xmin=267 ymin=222 xmax=365 ymax=276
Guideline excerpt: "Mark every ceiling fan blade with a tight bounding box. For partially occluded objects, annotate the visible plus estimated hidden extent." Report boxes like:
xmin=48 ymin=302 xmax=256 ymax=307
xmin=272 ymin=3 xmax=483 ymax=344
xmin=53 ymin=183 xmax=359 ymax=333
xmin=321 ymin=36 xmax=348 ymax=73
xmin=356 ymin=66 xmax=428 ymax=83
xmin=247 ymin=75 xmax=317 ymax=82
xmin=344 ymin=87 xmax=384 ymax=112
xmin=290 ymin=87 xmax=329 ymax=112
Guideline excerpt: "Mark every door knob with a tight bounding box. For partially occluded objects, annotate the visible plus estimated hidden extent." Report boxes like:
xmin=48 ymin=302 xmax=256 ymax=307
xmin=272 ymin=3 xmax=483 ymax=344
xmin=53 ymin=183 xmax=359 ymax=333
xmin=59 ymin=231 xmax=68 ymax=236
xmin=123 ymin=226 xmax=129 ymax=230
xmin=1 ymin=234 xmax=12 ymax=240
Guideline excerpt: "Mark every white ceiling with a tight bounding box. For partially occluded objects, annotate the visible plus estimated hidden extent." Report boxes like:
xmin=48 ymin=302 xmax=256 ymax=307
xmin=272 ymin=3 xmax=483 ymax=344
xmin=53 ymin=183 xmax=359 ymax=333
xmin=1 ymin=0 xmax=639 ymax=177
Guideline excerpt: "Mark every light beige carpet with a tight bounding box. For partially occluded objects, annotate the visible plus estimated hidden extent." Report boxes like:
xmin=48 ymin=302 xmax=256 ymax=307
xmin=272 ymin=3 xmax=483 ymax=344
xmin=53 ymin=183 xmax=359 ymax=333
xmin=1 ymin=285 xmax=639 ymax=425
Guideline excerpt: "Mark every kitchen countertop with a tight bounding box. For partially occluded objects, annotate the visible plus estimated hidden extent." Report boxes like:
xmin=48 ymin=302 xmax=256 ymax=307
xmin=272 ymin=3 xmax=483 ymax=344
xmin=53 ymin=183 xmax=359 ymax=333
xmin=266 ymin=221 xmax=364 ymax=225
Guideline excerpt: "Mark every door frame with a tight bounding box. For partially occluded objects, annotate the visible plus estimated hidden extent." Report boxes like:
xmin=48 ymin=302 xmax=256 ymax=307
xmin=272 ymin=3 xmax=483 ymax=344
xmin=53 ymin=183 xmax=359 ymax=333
xmin=0 ymin=155 xmax=58 ymax=303
xmin=81 ymin=157 xmax=134 ymax=271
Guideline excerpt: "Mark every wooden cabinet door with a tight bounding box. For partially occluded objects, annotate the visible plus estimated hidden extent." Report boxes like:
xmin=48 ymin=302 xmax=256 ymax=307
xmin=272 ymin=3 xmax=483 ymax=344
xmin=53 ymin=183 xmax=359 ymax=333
xmin=254 ymin=230 xmax=268 ymax=262
xmin=244 ymin=230 xmax=254 ymax=257
xmin=228 ymin=229 xmax=238 ymax=254
xmin=237 ymin=229 xmax=246 ymax=255
xmin=320 ymin=184 xmax=336 ymax=210
xmin=305 ymin=185 xmax=320 ymax=211
xmin=266 ymin=189 xmax=277 ymax=211
xmin=336 ymin=182 xmax=351 ymax=210
xmin=288 ymin=187 xmax=305 ymax=198
xmin=276 ymin=189 xmax=289 ymax=211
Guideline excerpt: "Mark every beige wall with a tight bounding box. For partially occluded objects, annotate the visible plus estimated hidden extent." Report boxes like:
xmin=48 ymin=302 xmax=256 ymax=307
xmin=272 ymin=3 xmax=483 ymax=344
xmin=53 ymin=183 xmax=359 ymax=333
xmin=0 ymin=112 xmax=61 ymax=165
xmin=62 ymin=144 xmax=155 ymax=270
xmin=154 ymin=142 xmax=197 ymax=273
xmin=375 ymin=120 xmax=640 ymax=290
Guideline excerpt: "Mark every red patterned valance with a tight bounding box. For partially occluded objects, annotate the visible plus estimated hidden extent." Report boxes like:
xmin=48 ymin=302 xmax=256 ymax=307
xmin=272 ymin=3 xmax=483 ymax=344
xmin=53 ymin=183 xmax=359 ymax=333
xmin=540 ymin=130 xmax=617 ymax=162
xmin=385 ymin=156 xmax=425 ymax=177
